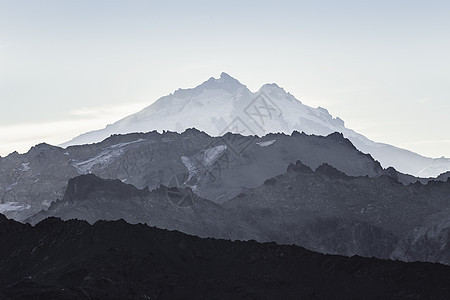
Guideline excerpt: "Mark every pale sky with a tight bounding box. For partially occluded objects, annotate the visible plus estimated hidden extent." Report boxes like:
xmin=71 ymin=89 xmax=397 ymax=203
xmin=0 ymin=0 xmax=449 ymax=158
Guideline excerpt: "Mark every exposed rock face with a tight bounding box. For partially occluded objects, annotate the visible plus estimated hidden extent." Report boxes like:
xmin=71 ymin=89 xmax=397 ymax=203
xmin=391 ymin=212 xmax=450 ymax=264
xmin=27 ymin=161 xmax=450 ymax=265
xmin=1 ymin=129 xmax=399 ymax=221
xmin=27 ymin=174 xmax=258 ymax=242
xmin=437 ymin=171 xmax=450 ymax=181
xmin=224 ymin=161 xmax=450 ymax=264
xmin=0 ymin=143 xmax=79 ymax=220
xmin=1 ymin=215 xmax=450 ymax=299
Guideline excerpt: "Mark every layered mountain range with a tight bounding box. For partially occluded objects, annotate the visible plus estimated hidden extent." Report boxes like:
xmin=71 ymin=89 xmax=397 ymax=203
xmin=62 ymin=73 xmax=450 ymax=178
xmin=3 ymin=129 xmax=445 ymax=222
xmin=0 ymin=130 xmax=377 ymax=220
xmin=24 ymin=159 xmax=450 ymax=265
xmin=1 ymin=73 xmax=450 ymax=296
xmin=2 ymin=127 xmax=450 ymax=265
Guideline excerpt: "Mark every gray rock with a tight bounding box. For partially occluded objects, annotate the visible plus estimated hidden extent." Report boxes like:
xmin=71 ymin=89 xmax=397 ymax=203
xmin=1 ymin=129 xmax=394 ymax=221
xmin=26 ymin=161 xmax=450 ymax=265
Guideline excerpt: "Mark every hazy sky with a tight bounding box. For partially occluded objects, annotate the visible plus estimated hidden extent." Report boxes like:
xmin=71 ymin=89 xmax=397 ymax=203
xmin=0 ymin=0 xmax=449 ymax=158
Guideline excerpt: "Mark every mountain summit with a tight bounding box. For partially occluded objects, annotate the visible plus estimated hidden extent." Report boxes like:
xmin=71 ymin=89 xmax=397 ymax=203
xmin=62 ymin=73 xmax=450 ymax=177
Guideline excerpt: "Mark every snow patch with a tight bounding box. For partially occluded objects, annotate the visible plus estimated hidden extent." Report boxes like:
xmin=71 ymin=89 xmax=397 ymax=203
xmin=256 ymin=140 xmax=276 ymax=147
xmin=18 ymin=162 xmax=30 ymax=172
xmin=6 ymin=182 xmax=18 ymax=191
xmin=71 ymin=139 xmax=146 ymax=174
xmin=203 ymin=145 xmax=227 ymax=166
xmin=41 ymin=200 xmax=53 ymax=208
xmin=181 ymin=145 xmax=227 ymax=185
xmin=0 ymin=202 xmax=31 ymax=213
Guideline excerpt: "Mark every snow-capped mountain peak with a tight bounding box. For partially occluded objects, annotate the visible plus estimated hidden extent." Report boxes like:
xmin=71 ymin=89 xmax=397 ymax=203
xmin=62 ymin=73 xmax=450 ymax=178
xmin=258 ymin=83 xmax=297 ymax=103
xmin=192 ymin=72 xmax=246 ymax=94
xmin=259 ymin=82 xmax=286 ymax=94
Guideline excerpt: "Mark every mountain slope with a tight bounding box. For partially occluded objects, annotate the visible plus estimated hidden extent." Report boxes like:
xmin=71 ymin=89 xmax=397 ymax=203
xmin=224 ymin=161 xmax=450 ymax=264
xmin=62 ymin=73 xmax=450 ymax=178
xmin=1 ymin=129 xmax=395 ymax=221
xmin=26 ymin=163 xmax=450 ymax=265
xmin=26 ymin=174 xmax=258 ymax=241
xmin=2 ymin=214 xmax=450 ymax=299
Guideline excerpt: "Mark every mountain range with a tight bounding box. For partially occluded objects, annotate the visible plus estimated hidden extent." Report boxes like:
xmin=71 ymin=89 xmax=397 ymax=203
xmin=23 ymin=159 xmax=450 ymax=265
xmin=62 ymin=72 xmax=450 ymax=178
xmin=2 ymin=73 xmax=450 ymax=297
xmin=4 ymin=129 xmax=444 ymax=222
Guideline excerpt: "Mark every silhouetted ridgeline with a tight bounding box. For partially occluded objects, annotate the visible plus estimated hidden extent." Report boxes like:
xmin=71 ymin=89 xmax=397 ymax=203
xmin=1 ymin=214 xmax=450 ymax=299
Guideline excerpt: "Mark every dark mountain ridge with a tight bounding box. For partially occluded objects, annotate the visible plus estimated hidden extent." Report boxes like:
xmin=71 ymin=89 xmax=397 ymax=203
xmin=1 ymin=214 xmax=450 ymax=299
xmin=26 ymin=160 xmax=450 ymax=265
xmin=27 ymin=174 xmax=260 ymax=242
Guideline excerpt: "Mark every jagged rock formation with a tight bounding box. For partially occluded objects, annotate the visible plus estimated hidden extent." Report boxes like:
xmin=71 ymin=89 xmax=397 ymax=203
xmin=27 ymin=174 xmax=258 ymax=241
xmin=1 ymin=214 xmax=450 ymax=299
xmin=0 ymin=143 xmax=79 ymax=221
xmin=1 ymin=129 xmax=402 ymax=221
xmin=437 ymin=171 xmax=450 ymax=181
xmin=27 ymin=161 xmax=450 ymax=265
xmin=224 ymin=161 xmax=450 ymax=264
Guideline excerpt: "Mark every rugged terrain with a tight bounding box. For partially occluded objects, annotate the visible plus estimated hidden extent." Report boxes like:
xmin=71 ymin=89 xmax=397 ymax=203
xmin=224 ymin=161 xmax=450 ymax=264
xmin=27 ymin=174 xmax=258 ymax=241
xmin=26 ymin=161 xmax=450 ymax=265
xmin=1 ymin=129 xmax=403 ymax=221
xmin=1 ymin=214 xmax=450 ymax=300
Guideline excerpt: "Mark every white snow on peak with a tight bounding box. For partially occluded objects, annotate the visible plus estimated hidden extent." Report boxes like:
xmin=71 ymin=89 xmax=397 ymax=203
xmin=62 ymin=73 xmax=450 ymax=178
xmin=200 ymin=72 xmax=244 ymax=93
